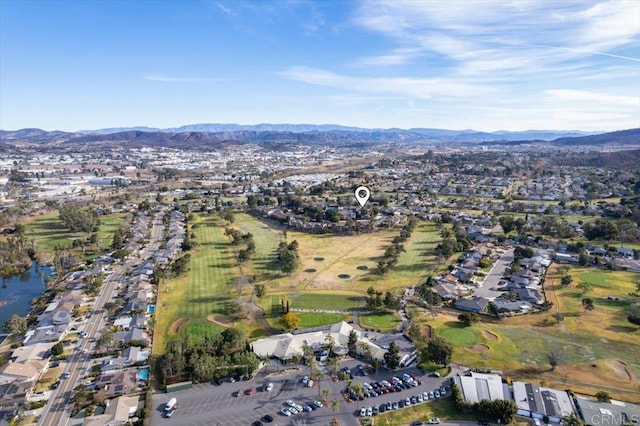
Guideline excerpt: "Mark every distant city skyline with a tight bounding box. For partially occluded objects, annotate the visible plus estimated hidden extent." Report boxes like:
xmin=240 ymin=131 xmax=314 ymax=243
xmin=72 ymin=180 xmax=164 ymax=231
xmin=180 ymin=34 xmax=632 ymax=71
xmin=1 ymin=0 xmax=639 ymax=132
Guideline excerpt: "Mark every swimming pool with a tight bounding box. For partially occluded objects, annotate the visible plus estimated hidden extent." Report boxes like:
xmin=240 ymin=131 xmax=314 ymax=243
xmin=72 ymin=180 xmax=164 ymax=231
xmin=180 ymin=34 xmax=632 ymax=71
xmin=138 ymin=369 xmax=149 ymax=381
xmin=147 ymin=305 xmax=156 ymax=314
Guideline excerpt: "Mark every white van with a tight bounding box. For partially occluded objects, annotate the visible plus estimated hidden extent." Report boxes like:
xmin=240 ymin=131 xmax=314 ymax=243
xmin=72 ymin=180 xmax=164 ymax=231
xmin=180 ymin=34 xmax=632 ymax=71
xmin=165 ymin=397 xmax=177 ymax=412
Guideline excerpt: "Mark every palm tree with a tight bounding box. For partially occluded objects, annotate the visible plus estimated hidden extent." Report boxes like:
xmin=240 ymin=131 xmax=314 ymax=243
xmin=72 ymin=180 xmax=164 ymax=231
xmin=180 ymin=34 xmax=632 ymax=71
xmin=331 ymin=399 xmax=340 ymax=423
xmin=329 ymin=356 xmax=339 ymax=376
xmin=562 ymin=413 xmax=585 ymax=426
xmin=322 ymin=387 xmax=330 ymax=402
xmin=324 ymin=334 xmax=336 ymax=354
xmin=311 ymin=368 xmax=324 ymax=395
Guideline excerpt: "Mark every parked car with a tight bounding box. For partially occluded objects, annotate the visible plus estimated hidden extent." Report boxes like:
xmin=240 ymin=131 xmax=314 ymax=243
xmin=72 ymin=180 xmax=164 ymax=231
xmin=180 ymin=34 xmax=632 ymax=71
xmin=428 ymin=418 xmax=441 ymax=424
xmin=266 ymin=382 xmax=274 ymax=392
xmin=313 ymin=400 xmax=323 ymax=408
xmin=280 ymin=408 xmax=291 ymax=417
xmin=360 ymin=407 xmax=367 ymax=417
xmin=245 ymin=386 xmax=254 ymax=395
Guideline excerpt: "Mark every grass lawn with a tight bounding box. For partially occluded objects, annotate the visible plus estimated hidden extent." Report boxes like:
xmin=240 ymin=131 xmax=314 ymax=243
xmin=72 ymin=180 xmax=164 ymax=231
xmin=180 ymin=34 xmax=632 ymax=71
xmin=153 ymin=214 xmax=241 ymax=354
xmin=375 ymin=397 xmax=477 ymax=425
xmin=359 ymin=312 xmax=401 ymax=332
xmin=297 ymin=312 xmax=349 ymax=328
xmin=22 ymin=211 xmax=127 ymax=260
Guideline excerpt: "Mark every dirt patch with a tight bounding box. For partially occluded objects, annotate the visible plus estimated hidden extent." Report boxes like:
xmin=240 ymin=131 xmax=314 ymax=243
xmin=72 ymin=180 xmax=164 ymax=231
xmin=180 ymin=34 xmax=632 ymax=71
xmin=169 ymin=317 xmax=189 ymax=334
xmin=207 ymin=314 xmax=233 ymax=328
xmin=605 ymin=360 xmax=632 ymax=383
xmin=482 ymin=330 xmax=498 ymax=341
xmin=466 ymin=344 xmax=490 ymax=353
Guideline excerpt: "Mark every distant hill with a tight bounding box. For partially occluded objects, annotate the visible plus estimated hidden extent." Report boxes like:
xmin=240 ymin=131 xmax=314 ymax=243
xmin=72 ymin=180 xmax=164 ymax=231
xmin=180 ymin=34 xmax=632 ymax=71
xmin=1 ymin=125 xmax=635 ymax=147
xmin=549 ymin=128 xmax=640 ymax=146
xmin=76 ymin=123 xmax=590 ymax=142
xmin=551 ymin=148 xmax=640 ymax=169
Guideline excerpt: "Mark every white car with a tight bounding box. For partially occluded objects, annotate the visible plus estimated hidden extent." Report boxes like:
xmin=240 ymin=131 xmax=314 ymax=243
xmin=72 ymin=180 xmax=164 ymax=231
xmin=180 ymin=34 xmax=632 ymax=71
xmin=302 ymin=376 xmax=309 ymax=384
xmin=434 ymin=390 xmax=441 ymax=398
xmin=280 ymin=408 xmax=292 ymax=417
xmin=307 ymin=379 xmax=314 ymax=388
xmin=366 ymin=407 xmax=373 ymax=416
xmin=428 ymin=418 xmax=440 ymax=424
xmin=286 ymin=400 xmax=296 ymax=407
xmin=360 ymin=407 xmax=367 ymax=417
xmin=266 ymin=383 xmax=274 ymax=391
xmin=313 ymin=400 xmax=323 ymax=408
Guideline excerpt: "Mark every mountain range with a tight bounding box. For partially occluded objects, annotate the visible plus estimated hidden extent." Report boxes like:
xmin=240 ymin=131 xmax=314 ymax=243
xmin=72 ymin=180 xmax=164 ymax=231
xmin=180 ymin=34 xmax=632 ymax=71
xmin=1 ymin=124 xmax=638 ymax=148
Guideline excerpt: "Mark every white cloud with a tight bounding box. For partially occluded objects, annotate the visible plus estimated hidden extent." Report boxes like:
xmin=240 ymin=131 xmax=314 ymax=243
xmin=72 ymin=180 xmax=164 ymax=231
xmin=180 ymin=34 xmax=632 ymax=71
xmin=281 ymin=66 xmax=494 ymax=98
xmin=546 ymin=89 xmax=640 ymax=107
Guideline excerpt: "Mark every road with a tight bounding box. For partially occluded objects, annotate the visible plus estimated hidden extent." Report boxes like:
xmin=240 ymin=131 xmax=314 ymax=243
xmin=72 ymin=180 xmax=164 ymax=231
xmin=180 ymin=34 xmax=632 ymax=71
xmin=38 ymin=212 xmax=165 ymax=425
xmin=475 ymin=248 xmax=514 ymax=300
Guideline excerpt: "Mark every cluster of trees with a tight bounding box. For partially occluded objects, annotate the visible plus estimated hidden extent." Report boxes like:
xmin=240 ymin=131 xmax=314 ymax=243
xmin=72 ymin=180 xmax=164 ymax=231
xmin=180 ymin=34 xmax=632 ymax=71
xmin=277 ymin=240 xmax=300 ymax=274
xmin=435 ymin=224 xmax=472 ymax=258
xmin=584 ymin=218 xmax=619 ymax=241
xmin=160 ymin=329 xmax=259 ymax=385
xmin=420 ymin=336 xmax=453 ymax=367
xmin=451 ymin=383 xmax=518 ymax=424
xmin=0 ymin=235 xmax=32 ymax=276
xmin=375 ymin=218 xmax=418 ymax=275
xmin=59 ymin=202 xmax=99 ymax=233
xmin=365 ymin=287 xmax=400 ymax=310
xmin=225 ymin=228 xmax=256 ymax=262
xmin=420 ymin=276 xmax=443 ymax=306
xmin=171 ymin=253 xmax=191 ymax=276
xmin=458 ymin=312 xmax=480 ymax=326
xmin=498 ymin=215 xmax=526 ymax=234
xmin=3 ymin=314 xmax=27 ymax=335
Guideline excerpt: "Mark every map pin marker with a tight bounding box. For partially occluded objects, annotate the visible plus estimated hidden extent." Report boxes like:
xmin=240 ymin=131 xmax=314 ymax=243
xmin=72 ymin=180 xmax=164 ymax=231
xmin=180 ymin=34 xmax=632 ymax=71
xmin=355 ymin=186 xmax=371 ymax=207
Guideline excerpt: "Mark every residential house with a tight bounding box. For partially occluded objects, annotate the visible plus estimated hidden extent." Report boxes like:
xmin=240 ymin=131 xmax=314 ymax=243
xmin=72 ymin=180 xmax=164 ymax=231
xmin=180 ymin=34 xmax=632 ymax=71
xmin=454 ymin=296 xmax=490 ymax=313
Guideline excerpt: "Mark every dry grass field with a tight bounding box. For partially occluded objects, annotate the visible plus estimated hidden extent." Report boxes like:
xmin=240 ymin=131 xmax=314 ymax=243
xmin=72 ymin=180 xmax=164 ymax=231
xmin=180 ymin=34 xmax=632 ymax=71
xmin=416 ymin=264 xmax=640 ymax=402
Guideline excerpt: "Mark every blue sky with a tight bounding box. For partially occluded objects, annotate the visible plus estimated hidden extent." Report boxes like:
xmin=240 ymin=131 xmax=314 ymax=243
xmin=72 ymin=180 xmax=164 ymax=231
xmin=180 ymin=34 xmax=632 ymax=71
xmin=1 ymin=0 xmax=639 ymax=132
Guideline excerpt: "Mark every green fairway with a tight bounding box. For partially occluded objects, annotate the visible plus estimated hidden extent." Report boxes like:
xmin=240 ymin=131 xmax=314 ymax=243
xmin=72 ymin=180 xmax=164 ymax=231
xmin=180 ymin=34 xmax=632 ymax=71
xmin=231 ymin=213 xmax=282 ymax=281
xmin=154 ymin=214 xmax=241 ymax=353
xmin=360 ymin=312 xmax=401 ymax=331
xmin=438 ymin=327 xmax=478 ymax=346
xmin=24 ymin=211 xmax=127 ymax=259
xmin=286 ymin=292 xmax=365 ymax=311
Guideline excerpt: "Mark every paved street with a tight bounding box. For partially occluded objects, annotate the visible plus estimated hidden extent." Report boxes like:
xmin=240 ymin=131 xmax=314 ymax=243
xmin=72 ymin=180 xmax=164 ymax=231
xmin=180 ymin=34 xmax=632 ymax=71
xmin=475 ymin=248 xmax=514 ymax=300
xmin=38 ymin=212 xmax=165 ymax=425
xmin=152 ymin=359 xmax=451 ymax=426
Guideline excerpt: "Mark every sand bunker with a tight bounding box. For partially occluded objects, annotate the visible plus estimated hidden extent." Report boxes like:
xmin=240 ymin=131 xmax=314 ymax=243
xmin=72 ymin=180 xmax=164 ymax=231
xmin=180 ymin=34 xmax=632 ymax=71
xmin=169 ymin=317 xmax=189 ymax=334
xmin=207 ymin=314 xmax=233 ymax=327
xmin=605 ymin=360 xmax=632 ymax=383
xmin=466 ymin=344 xmax=490 ymax=353
xmin=482 ymin=330 xmax=498 ymax=341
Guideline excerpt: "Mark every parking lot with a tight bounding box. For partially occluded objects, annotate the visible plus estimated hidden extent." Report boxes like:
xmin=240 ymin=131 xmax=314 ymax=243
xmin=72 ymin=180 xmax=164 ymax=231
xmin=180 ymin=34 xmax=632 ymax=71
xmin=151 ymin=359 xmax=451 ymax=425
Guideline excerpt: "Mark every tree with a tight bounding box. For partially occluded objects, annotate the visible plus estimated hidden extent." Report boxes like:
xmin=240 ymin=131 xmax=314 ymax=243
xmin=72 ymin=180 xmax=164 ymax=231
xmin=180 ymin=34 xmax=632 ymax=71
xmin=330 ymin=399 xmax=340 ymax=423
xmin=111 ymin=227 xmax=124 ymax=250
xmin=279 ymin=312 xmax=300 ymax=331
xmin=553 ymin=312 xmax=565 ymax=324
xmin=59 ymin=202 xmax=99 ymax=233
xmin=347 ymin=330 xmax=358 ymax=356
xmin=384 ymin=341 xmax=401 ymax=369
xmin=595 ymin=391 xmax=611 ymax=402
xmin=458 ymin=312 xmax=479 ymax=327
xmin=577 ymin=282 xmax=591 ymax=294
xmin=627 ymin=306 xmax=640 ymax=326
xmin=423 ymin=336 xmax=453 ymax=366
xmin=561 ymin=275 xmax=573 ymax=286
xmin=51 ymin=342 xmax=64 ymax=356
xmin=3 ymin=314 xmax=27 ymax=335
xmin=322 ymin=387 xmax=330 ymax=402
xmin=562 ymin=413 xmax=585 ymax=426
xmin=324 ymin=334 xmax=336 ymax=354
xmin=582 ymin=298 xmax=595 ymax=311
xmin=99 ymin=331 xmax=116 ymax=352
xmin=546 ymin=348 xmax=564 ymax=371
